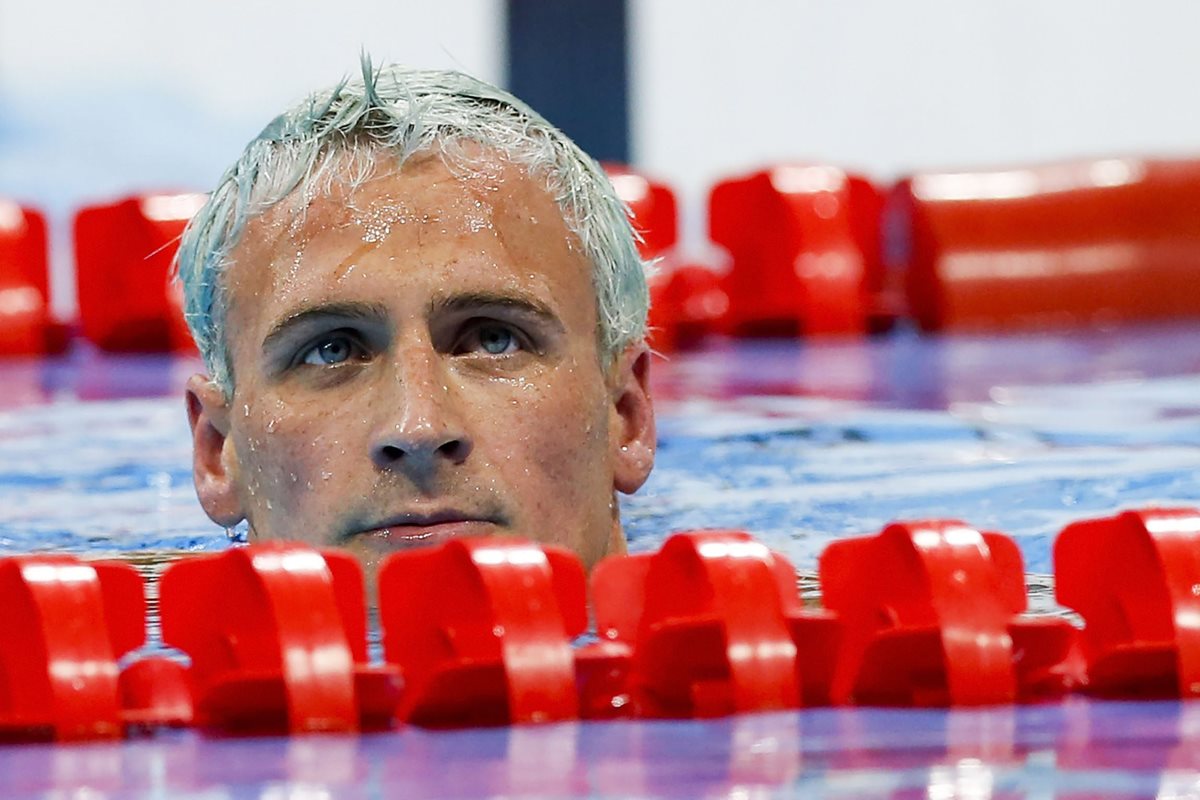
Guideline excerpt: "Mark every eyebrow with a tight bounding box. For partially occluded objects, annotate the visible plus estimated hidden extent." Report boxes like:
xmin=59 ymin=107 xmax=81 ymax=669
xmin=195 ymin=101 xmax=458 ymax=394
xmin=429 ymin=291 xmax=565 ymax=331
xmin=261 ymin=301 xmax=390 ymax=353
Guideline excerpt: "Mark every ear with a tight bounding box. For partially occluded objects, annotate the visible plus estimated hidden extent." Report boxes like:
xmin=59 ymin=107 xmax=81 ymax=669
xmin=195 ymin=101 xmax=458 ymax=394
xmin=185 ymin=373 xmax=246 ymax=527
xmin=609 ymin=344 xmax=656 ymax=494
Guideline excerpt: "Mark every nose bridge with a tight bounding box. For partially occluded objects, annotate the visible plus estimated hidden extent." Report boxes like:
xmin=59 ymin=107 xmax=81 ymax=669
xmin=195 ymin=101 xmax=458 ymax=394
xmin=370 ymin=339 xmax=471 ymax=468
xmin=393 ymin=342 xmax=450 ymax=432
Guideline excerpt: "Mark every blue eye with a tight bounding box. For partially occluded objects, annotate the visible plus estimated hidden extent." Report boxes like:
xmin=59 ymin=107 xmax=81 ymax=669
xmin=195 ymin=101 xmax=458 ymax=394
xmin=476 ymin=325 xmax=519 ymax=355
xmin=301 ymin=334 xmax=360 ymax=366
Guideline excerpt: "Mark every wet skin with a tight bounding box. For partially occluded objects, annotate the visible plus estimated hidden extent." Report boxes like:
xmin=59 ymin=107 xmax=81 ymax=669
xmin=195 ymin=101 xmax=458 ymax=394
xmin=186 ymin=153 xmax=656 ymax=575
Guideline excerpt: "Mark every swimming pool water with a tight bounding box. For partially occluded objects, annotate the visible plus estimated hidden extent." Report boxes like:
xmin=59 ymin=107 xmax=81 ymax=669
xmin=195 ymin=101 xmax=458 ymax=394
xmin=3 ymin=329 xmax=1200 ymax=584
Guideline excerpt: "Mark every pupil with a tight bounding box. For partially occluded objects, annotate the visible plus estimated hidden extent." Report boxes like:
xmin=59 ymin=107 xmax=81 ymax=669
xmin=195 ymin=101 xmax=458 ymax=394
xmin=319 ymin=339 xmax=349 ymax=363
xmin=481 ymin=328 xmax=512 ymax=354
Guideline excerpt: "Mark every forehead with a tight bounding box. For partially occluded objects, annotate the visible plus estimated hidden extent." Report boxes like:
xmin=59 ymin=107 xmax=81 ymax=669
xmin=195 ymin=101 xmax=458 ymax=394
xmin=234 ymin=150 xmax=573 ymax=269
xmin=222 ymin=151 xmax=595 ymax=334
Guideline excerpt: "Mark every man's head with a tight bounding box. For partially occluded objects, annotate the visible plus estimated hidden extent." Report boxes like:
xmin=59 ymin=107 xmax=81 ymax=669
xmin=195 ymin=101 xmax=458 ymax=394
xmin=178 ymin=61 xmax=655 ymax=571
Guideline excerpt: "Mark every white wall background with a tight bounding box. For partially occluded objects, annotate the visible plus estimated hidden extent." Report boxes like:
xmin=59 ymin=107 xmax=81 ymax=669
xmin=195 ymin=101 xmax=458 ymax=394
xmin=631 ymin=0 xmax=1200 ymax=256
xmin=0 ymin=0 xmax=503 ymax=316
xmin=3 ymin=0 xmax=1200 ymax=313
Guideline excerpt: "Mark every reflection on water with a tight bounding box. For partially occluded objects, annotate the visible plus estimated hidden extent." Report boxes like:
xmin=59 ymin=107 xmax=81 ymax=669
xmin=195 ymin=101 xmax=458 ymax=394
xmin=1 ymin=699 xmax=1199 ymax=797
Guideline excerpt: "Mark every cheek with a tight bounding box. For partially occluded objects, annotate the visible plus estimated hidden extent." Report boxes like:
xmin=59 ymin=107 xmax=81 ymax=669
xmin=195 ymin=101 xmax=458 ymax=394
xmin=233 ymin=397 xmax=364 ymax=508
xmin=474 ymin=369 xmax=611 ymax=490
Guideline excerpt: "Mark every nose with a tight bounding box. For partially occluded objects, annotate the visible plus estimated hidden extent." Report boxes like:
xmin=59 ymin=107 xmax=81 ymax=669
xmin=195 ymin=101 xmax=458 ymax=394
xmin=369 ymin=350 xmax=473 ymax=472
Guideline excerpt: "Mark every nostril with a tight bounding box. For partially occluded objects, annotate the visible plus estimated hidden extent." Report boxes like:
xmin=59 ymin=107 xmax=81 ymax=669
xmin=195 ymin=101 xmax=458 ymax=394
xmin=374 ymin=438 xmax=470 ymax=465
xmin=379 ymin=444 xmax=405 ymax=462
xmin=438 ymin=439 xmax=469 ymax=461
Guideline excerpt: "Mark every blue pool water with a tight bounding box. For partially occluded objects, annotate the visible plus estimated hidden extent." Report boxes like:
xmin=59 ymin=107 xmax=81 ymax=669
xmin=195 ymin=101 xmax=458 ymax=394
xmin=636 ymin=378 xmax=1200 ymax=578
xmin=3 ymin=326 xmax=1199 ymax=580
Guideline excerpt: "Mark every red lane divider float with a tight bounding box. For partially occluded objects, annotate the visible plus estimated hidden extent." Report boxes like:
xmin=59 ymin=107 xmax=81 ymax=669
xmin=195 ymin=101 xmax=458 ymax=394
xmin=604 ymin=163 xmax=727 ymax=351
xmin=647 ymin=263 xmax=729 ymax=351
xmin=605 ymin=163 xmax=679 ymax=261
xmin=7 ymin=506 xmax=1200 ymax=741
xmin=820 ymin=520 xmax=1081 ymax=707
xmin=0 ymin=200 xmax=67 ymax=355
xmin=891 ymin=157 xmax=1200 ymax=333
xmin=709 ymin=165 xmax=890 ymax=338
xmin=1056 ymin=508 xmax=1200 ymax=699
xmin=593 ymin=531 xmax=838 ymax=717
xmin=159 ymin=544 xmax=401 ymax=734
xmin=74 ymin=193 xmax=205 ymax=353
xmin=378 ymin=538 xmax=586 ymax=727
xmin=0 ymin=555 xmax=183 ymax=740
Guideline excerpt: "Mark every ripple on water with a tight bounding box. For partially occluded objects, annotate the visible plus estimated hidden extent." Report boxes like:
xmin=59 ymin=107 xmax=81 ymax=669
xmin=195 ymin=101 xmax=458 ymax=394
xmin=3 ymin=379 xmax=1200 ymax=617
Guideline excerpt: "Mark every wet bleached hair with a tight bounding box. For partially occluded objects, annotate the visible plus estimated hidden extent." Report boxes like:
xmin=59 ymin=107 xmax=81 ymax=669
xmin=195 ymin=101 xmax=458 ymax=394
xmin=176 ymin=58 xmax=649 ymax=395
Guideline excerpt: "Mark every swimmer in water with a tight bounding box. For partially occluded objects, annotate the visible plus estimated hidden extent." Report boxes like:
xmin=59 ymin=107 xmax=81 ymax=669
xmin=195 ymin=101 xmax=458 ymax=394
xmin=177 ymin=59 xmax=656 ymax=577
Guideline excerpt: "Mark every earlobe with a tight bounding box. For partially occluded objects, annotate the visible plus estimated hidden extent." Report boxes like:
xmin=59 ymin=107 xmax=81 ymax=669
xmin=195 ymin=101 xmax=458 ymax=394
xmin=186 ymin=373 xmax=245 ymax=527
xmin=610 ymin=345 xmax=656 ymax=495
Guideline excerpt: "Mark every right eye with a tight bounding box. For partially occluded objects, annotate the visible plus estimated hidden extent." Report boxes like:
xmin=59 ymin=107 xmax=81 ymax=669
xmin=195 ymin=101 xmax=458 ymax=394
xmin=298 ymin=332 xmax=366 ymax=367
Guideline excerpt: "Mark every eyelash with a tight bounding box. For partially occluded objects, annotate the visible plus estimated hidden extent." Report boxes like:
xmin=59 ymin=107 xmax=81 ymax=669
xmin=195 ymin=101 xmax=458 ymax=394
xmin=294 ymin=330 xmax=369 ymax=368
xmin=453 ymin=320 xmax=530 ymax=357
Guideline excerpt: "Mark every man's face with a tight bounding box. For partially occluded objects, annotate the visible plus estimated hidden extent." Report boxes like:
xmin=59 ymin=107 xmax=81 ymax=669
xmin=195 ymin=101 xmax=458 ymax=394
xmin=186 ymin=153 xmax=655 ymax=574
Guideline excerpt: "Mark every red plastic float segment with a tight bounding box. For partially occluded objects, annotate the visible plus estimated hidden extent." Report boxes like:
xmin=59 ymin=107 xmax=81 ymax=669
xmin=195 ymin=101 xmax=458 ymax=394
xmin=378 ymin=538 xmax=586 ymax=727
xmin=709 ymin=165 xmax=887 ymax=337
xmin=117 ymin=657 xmax=194 ymax=729
xmin=159 ymin=544 xmax=400 ymax=733
xmin=89 ymin=559 xmax=149 ymax=658
xmin=1056 ymin=507 xmax=1200 ymax=698
xmin=605 ymin=165 xmax=727 ymax=350
xmin=892 ymin=158 xmax=1200 ymax=332
xmin=845 ymin=175 xmax=890 ymax=328
xmin=819 ymin=521 xmax=1081 ymax=707
xmin=73 ymin=193 xmax=205 ymax=353
xmin=0 ymin=556 xmax=146 ymax=740
xmin=592 ymin=530 xmax=838 ymax=718
xmin=0 ymin=201 xmax=57 ymax=355
xmin=647 ymin=264 xmax=728 ymax=351
xmin=604 ymin=163 xmax=679 ymax=260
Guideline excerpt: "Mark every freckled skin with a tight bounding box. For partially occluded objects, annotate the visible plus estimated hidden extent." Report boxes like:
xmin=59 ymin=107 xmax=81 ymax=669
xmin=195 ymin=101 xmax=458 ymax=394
xmin=186 ymin=153 xmax=656 ymax=578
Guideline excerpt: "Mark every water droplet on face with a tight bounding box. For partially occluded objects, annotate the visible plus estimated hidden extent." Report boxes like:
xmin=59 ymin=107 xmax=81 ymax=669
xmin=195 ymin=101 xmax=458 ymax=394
xmin=243 ymin=404 xmax=250 ymax=417
xmin=266 ymin=418 xmax=278 ymax=433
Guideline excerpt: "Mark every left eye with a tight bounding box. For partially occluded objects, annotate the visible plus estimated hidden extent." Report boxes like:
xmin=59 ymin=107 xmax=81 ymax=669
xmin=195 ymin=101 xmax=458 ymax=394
xmin=300 ymin=334 xmax=363 ymax=366
xmin=469 ymin=324 xmax=521 ymax=356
